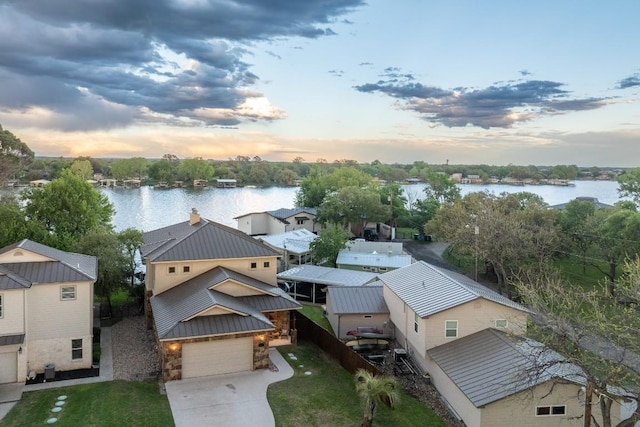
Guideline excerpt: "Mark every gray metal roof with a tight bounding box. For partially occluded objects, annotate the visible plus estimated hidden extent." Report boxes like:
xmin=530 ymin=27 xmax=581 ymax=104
xmin=277 ymin=264 xmax=379 ymax=287
xmin=150 ymin=266 xmax=301 ymax=340
xmin=427 ymin=329 xmax=584 ymax=407
xmin=267 ymin=207 xmax=317 ymax=220
xmin=0 ymin=333 xmax=25 ymax=346
xmin=336 ymin=251 xmax=412 ymax=269
xmin=327 ymin=286 xmax=389 ymax=314
xmin=1 ymin=262 xmax=94 ymax=285
xmin=0 ymin=239 xmax=97 ymax=280
xmin=379 ymin=261 xmax=528 ymax=317
xmin=258 ymin=229 xmax=317 ymax=255
xmin=0 ymin=265 xmax=32 ymax=290
xmin=141 ymin=218 xmax=279 ymax=262
xmin=550 ymin=196 xmax=614 ymax=210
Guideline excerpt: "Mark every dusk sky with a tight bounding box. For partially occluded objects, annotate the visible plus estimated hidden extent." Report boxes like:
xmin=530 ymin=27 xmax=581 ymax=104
xmin=1 ymin=1 xmax=639 ymax=166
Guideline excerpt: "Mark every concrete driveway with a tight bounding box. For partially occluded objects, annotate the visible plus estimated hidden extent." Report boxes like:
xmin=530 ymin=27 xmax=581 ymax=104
xmin=165 ymin=348 xmax=293 ymax=427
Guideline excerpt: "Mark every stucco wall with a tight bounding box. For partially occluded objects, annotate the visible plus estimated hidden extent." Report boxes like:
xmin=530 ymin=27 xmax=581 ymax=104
xmin=0 ymin=248 xmax=51 ymax=263
xmin=0 ymin=289 xmax=25 ymax=335
xmin=28 ymin=334 xmax=92 ymax=373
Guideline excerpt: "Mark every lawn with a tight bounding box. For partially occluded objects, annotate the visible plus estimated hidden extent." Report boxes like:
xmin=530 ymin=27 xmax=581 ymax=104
xmin=300 ymin=304 xmax=335 ymax=335
xmin=2 ymin=380 xmax=174 ymax=427
xmin=268 ymin=342 xmax=446 ymax=427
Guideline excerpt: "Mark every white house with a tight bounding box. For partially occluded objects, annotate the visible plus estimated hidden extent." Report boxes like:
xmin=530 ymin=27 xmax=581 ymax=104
xmin=0 ymin=240 xmax=97 ymax=383
xmin=235 ymin=207 xmax=319 ymax=236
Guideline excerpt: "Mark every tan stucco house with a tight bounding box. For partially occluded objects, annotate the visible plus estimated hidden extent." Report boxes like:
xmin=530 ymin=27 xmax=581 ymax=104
xmin=235 ymin=207 xmax=319 ymax=236
xmin=0 ymin=240 xmax=97 ymax=384
xmin=141 ymin=210 xmax=302 ymax=382
xmin=325 ymin=285 xmax=390 ymax=339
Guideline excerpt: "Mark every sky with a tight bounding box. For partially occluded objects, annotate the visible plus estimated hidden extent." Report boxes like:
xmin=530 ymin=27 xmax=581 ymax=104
xmin=1 ymin=1 xmax=639 ymax=167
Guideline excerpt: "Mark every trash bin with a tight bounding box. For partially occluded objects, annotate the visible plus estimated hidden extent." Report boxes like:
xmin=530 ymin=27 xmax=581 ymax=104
xmin=425 ymin=235 xmax=432 ymax=242
xmin=44 ymin=363 xmax=55 ymax=381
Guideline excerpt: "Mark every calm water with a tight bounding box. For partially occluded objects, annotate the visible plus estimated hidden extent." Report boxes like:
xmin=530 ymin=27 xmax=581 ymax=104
xmin=0 ymin=180 xmax=622 ymax=232
xmin=97 ymin=180 xmax=623 ymax=232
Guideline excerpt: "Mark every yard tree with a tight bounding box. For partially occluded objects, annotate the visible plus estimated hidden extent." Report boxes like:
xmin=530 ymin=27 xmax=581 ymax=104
xmin=75 ymin=228 xmax=129 ymax=317
xmin=0 ymin=194 xmax=47 ymax=247
xmin=70 ymin=159 xmax=94 ymax=180
xmin=558 ymin=198 xmax=599 ymax=273
xmin=617 ymin=168 xmax=640 ymax=207
xmin=513 ymin=262 xmax=640 ymax=427
xmin=22 ymin=168 xmax=115 ymax=250
xmin=309 ymin=225 xmax=350 ymax=267
xmin=423 ymin=169 xmax=461 ymax=205
xmin=117 ymin=227 xmax=144 ymax=286
xmin=316 ymin=186 xmax=390 ymax=237
xmin=296 ymin=166 xmax=373 ymax=208
xmin=0 ymin=124 xmax=34 ymax=183
xmin=178 ymin=157 xmax=214 ymax=182
xmin=354 ymin=369 xmax=400 ymax=427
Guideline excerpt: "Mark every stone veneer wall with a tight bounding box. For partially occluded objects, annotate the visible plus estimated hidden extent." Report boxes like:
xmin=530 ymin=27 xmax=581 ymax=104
xmin=267 ymin=311 xmax=291 ymax=339
xmin=144 ymin=290 xmax=154 ymax=329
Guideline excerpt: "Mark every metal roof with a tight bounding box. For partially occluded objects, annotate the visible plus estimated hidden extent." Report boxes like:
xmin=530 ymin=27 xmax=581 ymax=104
xmin=345 ymin=240 xmax=405 ymax=255
xmin=150 ymin=266 xmax=301 ymax=340
xmin=1 ymin=262 xmax=94 ymax=285
xmin=267 ymin=207 xmax=317 ymax=220
xmin=0 ymin=333 xmax=25 ymax=346
xmin=0 ymin=265 xmax=32 ymax=290
xmin=277 ymin=264 xmax=379 ymax=287
xmin=141 ymin=217 xmax=279 ymax=262
xmin=336 ymin=251 xmax=412 ymax=269
xmin=327 ymin=286 xmax=389 ymax=314
xmin=258 ymin=229 xmax=317 ymax=254
xmin=379 ymin=261 xmax=528 ymax=317
xmin=428 ymin=329 xmax=585 ymax=407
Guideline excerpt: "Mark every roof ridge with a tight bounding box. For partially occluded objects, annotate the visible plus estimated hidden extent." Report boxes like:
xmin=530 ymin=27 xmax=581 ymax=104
xmin=425 ymin=261 xmax=480 ymax=297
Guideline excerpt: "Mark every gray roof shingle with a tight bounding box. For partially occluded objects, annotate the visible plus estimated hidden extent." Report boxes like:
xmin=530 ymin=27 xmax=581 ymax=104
xmin=141 ymin=218 xmax=279 ymax=262
xmin=327 ymin=286 xmax=389 ymax=314
xmin=379 ymin=261 xmax=528 ymax=317
xmin=428 ymin=329 xmax=584 ymax=407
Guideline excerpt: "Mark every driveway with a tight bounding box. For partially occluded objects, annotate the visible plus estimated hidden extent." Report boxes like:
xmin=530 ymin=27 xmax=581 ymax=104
xmin=165 ymin=348 xmax=293 ymax=427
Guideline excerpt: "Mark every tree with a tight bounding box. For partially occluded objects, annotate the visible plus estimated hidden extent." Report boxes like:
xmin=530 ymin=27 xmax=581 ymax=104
xmin=117 ymin=228 xmax=144 ymax=287
xmin=316 ymin=186 xmax=390 ymax=237
xmin=75 ymin=228 xmax=129 ymax=317
xmin=424 ymin=170 xmax=461 ymax=204
xmin=148 ymin=154 xmax=180 ymax=183
xmin=111 ymin=157 xmax=149 ymax=180
xmin=354 ymin=369 xmax=400 ymax=427
xmin=617 ymin=168 xmax=640 ymax=208
xmin=179 ymin=157 xmax=214 ymax=182
xmin=0 ymin=125 xmax=34 ymax=183
xmin=70 ymin=159 xmax=94 ymax=180
xmin=0 ymin=194 xmax=47 ymax=247
xmin=513 ymin=263 xmax=640 ymax=427
xmin=22 ymin=169 xmax=114 ymax=250
xmin=309 ymin=226 xmax=349 ymax=267
xmin=296 ymin=166 xmax=373 ymax=208
xmin=558 ymin=199 xmax=598 ymax=273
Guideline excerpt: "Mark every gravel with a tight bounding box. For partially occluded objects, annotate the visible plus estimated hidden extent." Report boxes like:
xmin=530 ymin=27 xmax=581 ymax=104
xmin=111 ymin=316 xmax=160 ymax=381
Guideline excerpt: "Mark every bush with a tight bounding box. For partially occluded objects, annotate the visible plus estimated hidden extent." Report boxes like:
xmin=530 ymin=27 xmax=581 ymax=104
xmin=92 ymin=343 xmax=101 ymax=364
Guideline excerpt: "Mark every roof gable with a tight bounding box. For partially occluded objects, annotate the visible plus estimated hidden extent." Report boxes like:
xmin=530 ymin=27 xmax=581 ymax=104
xmin=141 ymin=218 xmax=278 ymax=262
xmin=379 ymin=261 xmax=528 ymax=317
xmin=267 ymin=207 xmax=317 ymax=220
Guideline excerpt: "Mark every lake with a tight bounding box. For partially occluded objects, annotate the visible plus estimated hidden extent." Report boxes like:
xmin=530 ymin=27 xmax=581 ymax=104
xmin=96 ymin=180 xmax=623 ymax=232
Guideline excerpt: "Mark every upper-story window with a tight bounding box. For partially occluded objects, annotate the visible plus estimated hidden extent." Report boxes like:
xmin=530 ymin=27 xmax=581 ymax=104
xmin=414 ymin=313 xmax=419 ymax=333
xmin=61 ymin=286 xmax=76 ymax=301
xmin=296 ymin=219 xmax=305 ymax=225
xmin=250 ymin=262 xmax=257 ymax=270
xmin=495 ymin=319 xmax=508 ymax=328
xmin=183 ymin=266 xmax=190 ymax=273
xmin=445 ymin=320 xmax=458 ymax=338
xmin=168 ymin=266 xmax=176 ymax=274
xmin=263 ymin=261 xmax=270 ymax=268
xmin=536 ymin=405 xmax=566 ymax=416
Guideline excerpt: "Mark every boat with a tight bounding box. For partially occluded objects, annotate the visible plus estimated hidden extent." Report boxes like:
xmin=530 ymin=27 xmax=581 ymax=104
xmin=345 ymin=338 xmax=389 ymax=347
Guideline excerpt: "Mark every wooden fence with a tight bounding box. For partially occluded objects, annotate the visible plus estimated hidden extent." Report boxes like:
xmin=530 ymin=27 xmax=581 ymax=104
xmin=293 ymin=311 xmax=382 ymax=376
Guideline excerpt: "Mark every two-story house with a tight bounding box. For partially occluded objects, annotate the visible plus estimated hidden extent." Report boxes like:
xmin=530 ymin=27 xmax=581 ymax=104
xmin=235 ymin=207 xmax=319 ymax=236
xmin=0 ymin=240 xmax=97 ymax=384
xmin=141 ymin=210 xmax=302 ymax=382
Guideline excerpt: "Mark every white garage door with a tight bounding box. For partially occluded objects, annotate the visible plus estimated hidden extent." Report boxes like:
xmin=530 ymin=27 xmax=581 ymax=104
xmin=182 ymin=337 xmax=253 ymax=379
xmin=0 ymin=352 xmax=17 ymax=384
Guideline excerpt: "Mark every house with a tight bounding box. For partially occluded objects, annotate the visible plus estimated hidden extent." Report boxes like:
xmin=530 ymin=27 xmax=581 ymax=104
xmin=378 ymin=261 xmax=529 ymax=373
xmin=257 ymin=229 xmax=317 ymax=272
xmin=0 ymin=239 xmax=97 ymax=384
xmin=140 ymin=209 xmax=302 ymax=381
xmin=337 ymin=240 xmax=413 ymax=273
xmin=216 ymin=178 xmax=237 ymax=188
xmin=325 ymin=285 xmax=389 ymax=339
xmin=277 ymin=264 xmax=379 ymax=304
xmin=427 ymin=328 xmax=630 ymax=427
xmin=550 ymin=196 xmax=614 ymax=210
xmin=235 ymin=207 xmax=319 ymax=236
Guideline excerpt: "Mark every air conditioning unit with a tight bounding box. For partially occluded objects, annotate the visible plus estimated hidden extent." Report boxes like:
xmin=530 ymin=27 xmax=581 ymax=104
xmin=393 ymin=348 xmax=407 ymax=362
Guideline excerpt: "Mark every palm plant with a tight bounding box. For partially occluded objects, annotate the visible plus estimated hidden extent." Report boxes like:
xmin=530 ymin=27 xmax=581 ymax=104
xmin=354 ymin=368 xmax=400 ymax=427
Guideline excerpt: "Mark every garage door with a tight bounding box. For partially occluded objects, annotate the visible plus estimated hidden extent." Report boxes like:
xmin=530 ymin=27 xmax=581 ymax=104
xmin=182 ymin=337 xmax=253 ymax=379
xmin=0 ymin=352 xmax=17 ymax=384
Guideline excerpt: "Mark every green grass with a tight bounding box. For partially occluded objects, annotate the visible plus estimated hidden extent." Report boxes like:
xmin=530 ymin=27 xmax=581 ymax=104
xmin=2 ymin=380 xmax=174 ymax=427
xmin=552 ymin=257 xmax=608 ymax=291
xmin=268 ymin=342 xmax=446 ymax=427
xmin=300 ymin=304 xmax=335 ymax=335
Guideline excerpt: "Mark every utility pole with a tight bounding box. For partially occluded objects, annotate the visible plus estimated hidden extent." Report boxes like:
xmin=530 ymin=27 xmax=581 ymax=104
xmin=474 ymin=225 xmax=479 ymax=282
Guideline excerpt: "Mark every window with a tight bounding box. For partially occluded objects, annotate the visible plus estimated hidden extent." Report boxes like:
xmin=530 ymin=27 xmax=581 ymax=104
xmin=250 ymin=262 xmax=257 ymax=270
xmin=168 ymin=266 xmax=176 ymax=274
xmin=414 ymin=313 xmax=419 ymax=333
xmin=182 ymin=266 xmax=190 ymax=273
xmin=0 ymin=294 xmax=3 ymax=318
xmin=495 ymin=319 xmax=508 ymax=328
xmin=61 ymin=286 xmax=76 ymax=300
xmin=536 ymin=405 xmax=566 ymax=416
xmin=363 ymin=315 xmax=373 ymax=319
xmin=296 ymin=219 xmax=305 ymax=225
xmin=72 ymin=339 xmax=83 ymax=360
xmin=263 ymin=261 xmax=270 ymax=268
xmin=445 ymin=320 xmax=458 ymax=337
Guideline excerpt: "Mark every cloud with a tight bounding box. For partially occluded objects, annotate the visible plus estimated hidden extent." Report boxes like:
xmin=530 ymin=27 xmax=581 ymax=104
xmin=0 ymin=0 xmax=364 ymax=131
xmin=617 ymin=73 xmax=640 ymax=89
xmin=355 ymin=72 xmax=610 ymax=129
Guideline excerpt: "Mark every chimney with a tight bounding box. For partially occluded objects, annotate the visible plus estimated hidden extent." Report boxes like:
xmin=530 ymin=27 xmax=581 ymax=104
xmin=189 ymin=208 xmax=200 ymax=225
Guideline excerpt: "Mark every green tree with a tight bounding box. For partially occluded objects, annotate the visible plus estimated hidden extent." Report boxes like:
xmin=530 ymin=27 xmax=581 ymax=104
xmin=117 ymin=228 xmax=144 ymax=287
xmin=111 ymin=157 xmax=149 ymax=180
xmin=424 ymin=170 xmax=461 ymax=204
xmin=0 ymin=195 xmax=47 ymax=247
xmin=354 ymin=369 xmax=400 ymax=427
xmin=296 ymin=166 xmax=373 ymax=208
xmin=148 ymin=154 xmax=180 ymax=183
xmin=0 ymin=125 xmax=34 ymax=183
xmin=617 ymin=168 xmax=640 ymax=207
xmin=558 ymin=199 xmax=598 ymax=272
xmin=22 ymin=169 xmax=114 ymax=250
xmin=70 ymin=159 xmax=94 ymax=180
xmin=309 ymin=226 xmax=350 ymax=267
xmin=179 ymin=157 xmax=214 ymax=182
xmin=317 ymin=186 xmax=390 ymax=237
xmin=75 ymin=228 xmax=129 ymax=317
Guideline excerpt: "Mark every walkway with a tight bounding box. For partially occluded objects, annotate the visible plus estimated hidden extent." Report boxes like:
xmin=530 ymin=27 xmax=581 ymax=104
xmin=0 ymin=327 xmax=113 ymax=421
